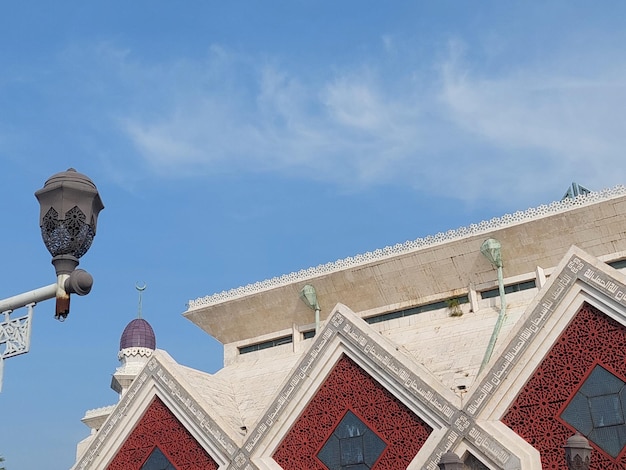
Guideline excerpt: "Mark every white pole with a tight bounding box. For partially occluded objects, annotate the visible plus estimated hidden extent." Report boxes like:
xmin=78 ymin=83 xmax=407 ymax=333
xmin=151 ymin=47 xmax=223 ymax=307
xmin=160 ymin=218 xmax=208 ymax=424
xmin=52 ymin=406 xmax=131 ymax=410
xmin=0 ymin=283 xmax=57 ymax=313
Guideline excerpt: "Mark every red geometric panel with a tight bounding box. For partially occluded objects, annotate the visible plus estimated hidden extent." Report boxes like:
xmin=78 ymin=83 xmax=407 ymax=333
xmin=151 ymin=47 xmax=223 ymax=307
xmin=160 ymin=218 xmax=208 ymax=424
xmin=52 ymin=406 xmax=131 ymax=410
xmin=107 ymin=396 xmax=219 ymax=470
xmin=502 ymin=303 xmax=626 ymax=469
xmin=273 ymin=355 xmax=433 ymax=469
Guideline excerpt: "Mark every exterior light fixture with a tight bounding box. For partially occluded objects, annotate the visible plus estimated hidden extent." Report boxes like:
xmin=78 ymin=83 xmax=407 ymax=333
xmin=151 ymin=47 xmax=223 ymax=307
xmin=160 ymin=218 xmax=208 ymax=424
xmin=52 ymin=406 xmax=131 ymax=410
xmin=480 ymin=238 xmax=503 ymax=268
xmin=479 ymin=237 xmax=507 ymax=374
xmin=35 ymin=168 xmax=104 ymax=319
xmin=437 ymin=451 xmax=464 ymax=470
xmin=564 ymin=432 xmax=592 ymax=470
xmin=299 ymin=284 xmax=321 ymax=334
xmin=0 ymin=169 xmax=104 ymax=391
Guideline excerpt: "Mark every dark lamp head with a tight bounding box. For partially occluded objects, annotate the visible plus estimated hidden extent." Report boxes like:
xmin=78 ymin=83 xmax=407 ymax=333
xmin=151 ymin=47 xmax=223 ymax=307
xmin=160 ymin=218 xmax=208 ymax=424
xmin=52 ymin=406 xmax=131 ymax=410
xmin=35 ymin=168 xmax=104 ymax=261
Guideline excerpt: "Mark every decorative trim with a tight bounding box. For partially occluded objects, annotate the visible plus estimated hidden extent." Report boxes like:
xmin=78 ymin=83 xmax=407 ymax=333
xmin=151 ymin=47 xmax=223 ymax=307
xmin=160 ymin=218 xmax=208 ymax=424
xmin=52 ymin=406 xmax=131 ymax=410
xmin=117 ymin=347 xmax=154 ymax=360
xmin=150 ymin=361 xmax=238 ymax=456
xmin=107 ymin=396 xmax=219 ymax=470
xmin=187 ymin=186 xmax=626 ymax=310
xmin=74 ymin=369 xmax=151 ymax=469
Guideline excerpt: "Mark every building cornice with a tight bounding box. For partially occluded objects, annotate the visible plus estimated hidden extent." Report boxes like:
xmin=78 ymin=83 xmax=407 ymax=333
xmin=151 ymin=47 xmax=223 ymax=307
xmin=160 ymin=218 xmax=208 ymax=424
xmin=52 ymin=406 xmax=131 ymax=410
xmin=187 ymin=186 xmax=626 ymax=311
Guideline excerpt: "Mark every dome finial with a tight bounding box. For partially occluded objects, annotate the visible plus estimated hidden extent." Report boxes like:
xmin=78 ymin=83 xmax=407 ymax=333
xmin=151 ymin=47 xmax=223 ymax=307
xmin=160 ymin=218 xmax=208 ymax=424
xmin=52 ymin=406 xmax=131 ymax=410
xmin=135 ymin=282 xmax=147 ymax=319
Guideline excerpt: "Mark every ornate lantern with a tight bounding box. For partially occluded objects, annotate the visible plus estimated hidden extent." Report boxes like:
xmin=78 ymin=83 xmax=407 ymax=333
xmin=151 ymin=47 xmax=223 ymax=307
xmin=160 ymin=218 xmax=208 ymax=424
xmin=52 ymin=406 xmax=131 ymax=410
xmin=35 ymin=168 xmax=104 ymax=318
xmin=564 ymin=432 xmax=592 ymax=470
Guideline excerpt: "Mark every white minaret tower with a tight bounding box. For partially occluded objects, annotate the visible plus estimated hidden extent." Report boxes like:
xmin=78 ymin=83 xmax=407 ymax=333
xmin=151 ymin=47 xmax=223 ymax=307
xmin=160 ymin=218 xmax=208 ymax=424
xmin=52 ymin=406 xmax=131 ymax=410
xmin=77 ymin=285 xmax=157 ymax=456
xmin=111 ymin=284 xmax=156 ymax=398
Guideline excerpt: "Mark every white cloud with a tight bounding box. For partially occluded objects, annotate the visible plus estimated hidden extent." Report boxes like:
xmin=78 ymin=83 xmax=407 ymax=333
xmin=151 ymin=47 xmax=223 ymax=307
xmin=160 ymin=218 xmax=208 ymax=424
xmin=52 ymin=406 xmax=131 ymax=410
xmin=437 ymin=44 xmax=626 ymax=199
xmin=111 ymin=39 xmax=626 ymax=206
xmin=117 ymin=48 xmax=428 ymax=188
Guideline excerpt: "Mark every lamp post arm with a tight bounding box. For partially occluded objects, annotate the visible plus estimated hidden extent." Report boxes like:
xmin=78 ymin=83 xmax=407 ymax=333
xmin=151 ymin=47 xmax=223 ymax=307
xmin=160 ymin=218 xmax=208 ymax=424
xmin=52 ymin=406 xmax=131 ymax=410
xmin=0 ymin=283 xmax=57 ymax=313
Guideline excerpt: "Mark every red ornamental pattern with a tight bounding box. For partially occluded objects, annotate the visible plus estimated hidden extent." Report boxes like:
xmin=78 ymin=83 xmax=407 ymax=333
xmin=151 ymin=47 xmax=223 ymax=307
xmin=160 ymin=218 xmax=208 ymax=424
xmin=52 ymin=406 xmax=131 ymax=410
xmin=107 ymin=396 xmax=218 ymax=470
xmin=502 ymin=303 xmax=626 ymax=469
xmin=273 ymin=355 xmax=433 ymax=469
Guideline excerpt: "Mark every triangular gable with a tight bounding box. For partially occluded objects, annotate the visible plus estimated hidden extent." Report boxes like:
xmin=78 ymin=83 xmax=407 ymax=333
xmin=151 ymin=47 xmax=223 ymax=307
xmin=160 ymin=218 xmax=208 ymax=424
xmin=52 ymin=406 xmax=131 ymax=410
xmin=273 ymin=355 xmax=433 ymax=469
xmin=107 ymin=395 xmax=218 ymax=469
xmin=73 ymin=350 xmax=239 ymax=470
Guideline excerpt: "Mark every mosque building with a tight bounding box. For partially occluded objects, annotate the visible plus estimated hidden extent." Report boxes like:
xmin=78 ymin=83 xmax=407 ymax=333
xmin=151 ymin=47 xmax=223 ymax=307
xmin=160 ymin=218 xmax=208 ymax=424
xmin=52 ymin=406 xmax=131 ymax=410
xmin=73 ymin=185 xmax=626 ymax=469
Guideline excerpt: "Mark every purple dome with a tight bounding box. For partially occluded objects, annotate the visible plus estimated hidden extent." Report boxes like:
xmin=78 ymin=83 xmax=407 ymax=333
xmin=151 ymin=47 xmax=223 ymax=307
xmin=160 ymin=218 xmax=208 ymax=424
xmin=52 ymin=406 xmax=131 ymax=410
xmin=120 ymin=318 xmax=156 ymax=350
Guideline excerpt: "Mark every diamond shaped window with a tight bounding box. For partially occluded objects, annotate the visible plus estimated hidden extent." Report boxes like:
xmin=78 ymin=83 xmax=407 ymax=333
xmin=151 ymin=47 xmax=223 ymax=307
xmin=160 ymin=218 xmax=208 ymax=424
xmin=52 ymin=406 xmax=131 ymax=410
xmin=141 ymin=447 xmax=175 ymax=470
xmin=317 ymin=410 xmax=387 ymax=469
xmin=561 ymin=365 xmax=626 ymax=457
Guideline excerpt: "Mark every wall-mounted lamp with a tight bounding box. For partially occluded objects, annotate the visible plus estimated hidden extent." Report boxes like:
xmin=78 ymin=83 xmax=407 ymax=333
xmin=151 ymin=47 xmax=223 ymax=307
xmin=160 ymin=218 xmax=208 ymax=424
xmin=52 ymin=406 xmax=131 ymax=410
xmin=299 ymin=284 xmax=321 ymax=334
xmin=480 ymin=237 xmax=503 ymax=268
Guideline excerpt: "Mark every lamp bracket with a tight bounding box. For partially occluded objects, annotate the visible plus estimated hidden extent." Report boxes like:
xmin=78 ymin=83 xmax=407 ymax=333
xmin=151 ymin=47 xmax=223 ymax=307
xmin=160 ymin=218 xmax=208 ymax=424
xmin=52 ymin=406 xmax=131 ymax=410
xmin=0 ymin=305 xmax=34 ymax=393
xmin=0 ymin=305 xmax=34 ymax=359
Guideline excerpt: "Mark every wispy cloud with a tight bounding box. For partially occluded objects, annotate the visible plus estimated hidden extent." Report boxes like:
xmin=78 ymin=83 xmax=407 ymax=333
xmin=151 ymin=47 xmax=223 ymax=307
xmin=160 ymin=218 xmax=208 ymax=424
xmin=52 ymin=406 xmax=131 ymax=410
xmin=117 ymin=47 xmax=427 ymax=188
xmin=438 ymin=43 xmax=626 ymax=198
xmin=95 ymin=39 xmax=626 ymax=205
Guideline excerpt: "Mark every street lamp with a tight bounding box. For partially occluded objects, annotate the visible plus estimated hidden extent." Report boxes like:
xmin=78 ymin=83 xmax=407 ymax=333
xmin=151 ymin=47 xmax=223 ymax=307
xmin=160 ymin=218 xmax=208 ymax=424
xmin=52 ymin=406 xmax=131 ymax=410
xmin=0 ymin=168 xmax=104 ymax=390
xmin=35 ymin=168 xmax=104 ymax=319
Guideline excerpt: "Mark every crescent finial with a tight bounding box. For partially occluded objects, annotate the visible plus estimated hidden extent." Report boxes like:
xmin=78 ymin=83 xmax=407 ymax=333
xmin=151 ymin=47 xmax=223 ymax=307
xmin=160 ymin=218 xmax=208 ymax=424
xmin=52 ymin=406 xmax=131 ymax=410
xmin=135 ymin=282 xmax=147 ymax=318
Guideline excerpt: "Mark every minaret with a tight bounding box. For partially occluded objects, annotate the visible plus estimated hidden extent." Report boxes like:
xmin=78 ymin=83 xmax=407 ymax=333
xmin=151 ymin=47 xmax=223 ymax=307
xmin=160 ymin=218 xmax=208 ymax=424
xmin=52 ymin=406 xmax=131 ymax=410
xmin=111 ymin=284 xmax=156 ymax=397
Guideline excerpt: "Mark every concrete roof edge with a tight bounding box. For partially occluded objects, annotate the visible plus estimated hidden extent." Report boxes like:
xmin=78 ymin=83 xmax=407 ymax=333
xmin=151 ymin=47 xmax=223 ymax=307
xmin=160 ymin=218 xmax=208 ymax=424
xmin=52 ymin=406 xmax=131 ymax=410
xmin=185 ymin=186 xmax=626 ymax=313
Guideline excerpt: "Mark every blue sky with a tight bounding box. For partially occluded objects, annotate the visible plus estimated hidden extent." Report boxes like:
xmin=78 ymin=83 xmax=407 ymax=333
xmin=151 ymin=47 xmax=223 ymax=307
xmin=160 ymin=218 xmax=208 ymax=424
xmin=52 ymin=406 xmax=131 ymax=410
xmin=1 ymin=1 xmax=625 ymax=468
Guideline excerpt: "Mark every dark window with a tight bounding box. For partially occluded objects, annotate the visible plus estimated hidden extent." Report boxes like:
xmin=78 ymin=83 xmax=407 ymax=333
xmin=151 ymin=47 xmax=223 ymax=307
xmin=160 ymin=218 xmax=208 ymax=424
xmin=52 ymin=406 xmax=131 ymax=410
xmin=365 ymin=296 xmax=469 ymax=325
xmin=480 ymin=280 xmax=536 ymax=299
xmin=317 ymin=410 xmax=387 ymax=469
xmin=238 ymin=335 xmax=293 ymax=355
xmin=141 ymin=447 xmax=175 ymax=470
xmin=303 ymin=330 xmax=316 ymax=340
xmin=609 ymin=259 xmax=626 ymax=270
xmin=561 ymin=365 xmax=626 ymax=457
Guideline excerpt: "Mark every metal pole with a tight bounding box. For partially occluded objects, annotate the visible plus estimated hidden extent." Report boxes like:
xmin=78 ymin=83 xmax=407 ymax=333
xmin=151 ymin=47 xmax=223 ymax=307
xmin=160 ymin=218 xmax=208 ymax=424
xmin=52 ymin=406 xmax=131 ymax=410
xmin=0 ymin=283 xmax=57 ymax=313
xmin=479 ymin=264 xmax=507 ymax=374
